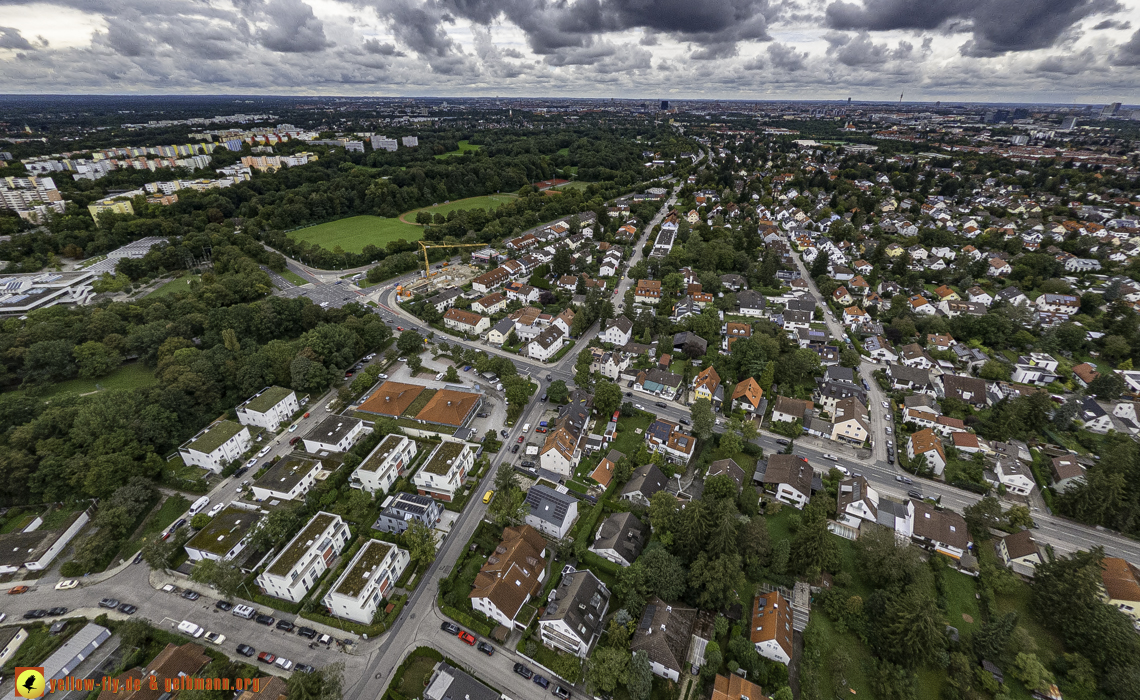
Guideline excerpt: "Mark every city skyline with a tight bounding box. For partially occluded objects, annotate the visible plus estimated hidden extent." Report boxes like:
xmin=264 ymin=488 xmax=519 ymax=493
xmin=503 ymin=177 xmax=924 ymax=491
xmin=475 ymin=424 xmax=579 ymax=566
xmin=0 ymin=0 xmax=1138 ymax=101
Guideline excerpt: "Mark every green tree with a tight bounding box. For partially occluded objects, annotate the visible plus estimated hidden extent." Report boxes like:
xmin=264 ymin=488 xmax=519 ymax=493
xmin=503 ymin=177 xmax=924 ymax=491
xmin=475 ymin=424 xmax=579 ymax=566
xmin=247 ymin=506 xmax=303 ymax=553
xmin=691 ymin=398 xmax=715 ymax=440
xmin=594 ymin=381 xmax=623 ymax=417
xmin=444 ymin=365 xmax=459 ymax=382
xmin=1013 ymin=653 xmax=1055 ymax=694
xmin=396 ymin=330 xmax=424 ymax=355
xmin=840 ymin=347 xmax=862 ymax=368
xmin=878 ymin=593 xmax=945 ymax=667
xmin=701 ymin=641 xmax=723 ymax=680
xmin=494 ymin=462 xmax=519 ymax=493
xmin=406 ymin=355 xmax=423 ymax=373
xmin=629 ymin=650 xmax=652 ymax=700
xmin=979 ymin=360 xmax=1012 ymax=381
xmin=547 ymin=379 xmax=569 ymax=404
xmin=719 ymin=426 xmax=743 ymax=455
xmin=552 ymin=247 xmax=573 ymax=276
xmin=73 ymin=341 xmax=123 ymax=379
xmin=810 ymin=251 xmax=831 ymax=279
xmin=190 ymin=513 xmax=211 ymax=529
xmin=142 ymin=527 xmax=190 ymax=570
xmin=1088 ymin=372 xmax=1125 ymax=401
xmin=287 ymin=662 xmax=344 ymax=700
xmin=189 ymin=558 xmax=245 ymax=600
xmin=586 ymin=646 xmax=630 ymax=694
xmin=491 ymin=488 xmax=529 ymax=527
xmin=790 ymin=500 xmax=839 ymax=576
xmin=404 ymin=519 xmax=437 ymax=567
xmin=345 ymin=489 xmax=373 ymax=524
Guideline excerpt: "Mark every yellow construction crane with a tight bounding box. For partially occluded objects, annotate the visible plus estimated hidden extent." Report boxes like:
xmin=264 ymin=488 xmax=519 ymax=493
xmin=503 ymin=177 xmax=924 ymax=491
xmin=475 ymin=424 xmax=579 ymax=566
xmin=416 ymin=241 xmax=485 ymax=278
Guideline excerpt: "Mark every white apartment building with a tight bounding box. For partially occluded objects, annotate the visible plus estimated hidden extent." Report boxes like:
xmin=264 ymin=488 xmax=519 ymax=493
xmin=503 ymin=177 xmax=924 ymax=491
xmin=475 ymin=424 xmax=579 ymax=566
xmin=178 ymin=420 xmax=251 ymax=473
xmin=251 ymin=457 xmax=321 ymax=502
xmin=322 ymin=539 xmax=410 ymax=624
xmin=412 ymin=441 xmax=474 ymax=501
xmin=256 ymin=512 xmax=349 ymax=603
xmin=235 ymin=386 xmax=298 ymax=432
xmin=351 ymin=434 xmax=418 ymax=495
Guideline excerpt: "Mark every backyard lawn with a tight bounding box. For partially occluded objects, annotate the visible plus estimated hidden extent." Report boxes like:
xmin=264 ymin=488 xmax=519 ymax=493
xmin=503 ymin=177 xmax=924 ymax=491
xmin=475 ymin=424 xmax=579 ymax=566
xmin=148 ymin=273 xmax=201 ymax=298
xmin=941 ymin=568 xmax=981 ymax=635
xmin=288 ymin=215 xmax=423 ymax=254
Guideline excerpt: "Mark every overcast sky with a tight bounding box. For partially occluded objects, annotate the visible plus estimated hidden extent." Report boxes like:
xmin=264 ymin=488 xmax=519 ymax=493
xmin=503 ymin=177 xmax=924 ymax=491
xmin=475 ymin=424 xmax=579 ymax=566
xmin=0 ymin=0 xmax=1138 ymax=103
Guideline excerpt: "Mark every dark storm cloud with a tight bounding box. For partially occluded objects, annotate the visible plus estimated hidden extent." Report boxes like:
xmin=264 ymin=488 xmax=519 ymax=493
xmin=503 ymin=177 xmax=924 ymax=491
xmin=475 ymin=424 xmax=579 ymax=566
xmin=1034 ymin=47 xmax=1098 ymax=73
xmin=1093 ymin=18 xmax=1130 ymax=29
xmin=102 ymin=19 xmax=152 ymax=56
xmin=382 ymin=0 xmax=460 ymax=57
xmin=825 ymin=31 xmax=914 ymax=66
xmin=257 ymin=0 xmax=333 ymax=52
xmin=363 ymin=39 xmax=405 ymax=56
xmin=1115 ymin=28 xmax=1140 ymax=65
xmin=0 ymin=26 xmax=33 ymax=50
xmin=825 ymin=0 xmax=1123 ymax=56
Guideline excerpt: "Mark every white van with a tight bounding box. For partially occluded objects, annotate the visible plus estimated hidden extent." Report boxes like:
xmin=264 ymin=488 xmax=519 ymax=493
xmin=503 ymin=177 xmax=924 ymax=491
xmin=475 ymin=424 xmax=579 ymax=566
xmin=232 ymin=604 xmax=256 ymax=619
xmin=522 ymin=423 xmax=531 ymax=433
xmin=325 ymin=399 xmax=336 ymax=412
xmin=188 ymin=496 xmax=210 ymax=516
xmin=435 ymin=372 xmax=445 ymax=381
xmin=177 ymin=621 xmax=205 ymax=638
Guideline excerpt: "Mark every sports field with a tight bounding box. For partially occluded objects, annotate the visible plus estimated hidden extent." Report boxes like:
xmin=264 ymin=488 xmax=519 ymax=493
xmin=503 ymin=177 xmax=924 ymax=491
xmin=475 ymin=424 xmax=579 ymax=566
xmin=400 ymin=194 xmax=518 ymax=223
xmin=288 ymin=216 xmax=424 ymax=253
xmin=434 ymin=140 xmax=482 ymax=159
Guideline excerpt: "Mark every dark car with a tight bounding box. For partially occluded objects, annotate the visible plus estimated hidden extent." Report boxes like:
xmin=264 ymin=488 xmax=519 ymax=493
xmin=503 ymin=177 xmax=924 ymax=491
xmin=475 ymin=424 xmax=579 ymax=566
xmin=295 ymin=664 xmax=316 ymax=674
xmin=98 ymin=598 xmax=120 ymax=609
xmin=500 ymin=429 xmax=509 ymax=437
xmin=679 ymin=417 xmax=690 ymax=425
xmin=255 ymin=614 xmax=275 ymax=626
xmin=47 ymin=607 xmax=68 ymax=616
xmin=477 ymin=641 xmax=495 ymax=656
xmin=181 ymin=590 xmax=200 ymax=601
xmin=533 ymin=675 xmax=550 ymax=689
xmin=215 ymin=600 xmax=233 ymax=612
xmin=625 ymin=392 xmax=632 ymax=397
xmin=236 ymin=644 xmax=256 ymax=657
xmin=511 ymin=444 xmax=520 ymax=453
xmin=655 ymin=402 xmax=667 ymax=408
xmin=546 ymin=374 xmax=553 ymax=381
xmin=477 ymin=413 xmax=489 ymax=418
xmin=513 ymin=663 xmax=533 ymax=680
xmin=117 ymin=604 xmax=137 ymax=615
xmin=276 ymin=620 xmax=295 ymax=632
xmin=887 ymin=455 xmax=895 ymax=464
xmin=23 ymin=610 xmax=47 ymax=619
xmin=233 ymin=467 xmax=248 ymax=479
xmin=132 ymin=552 xmax=144 ymax=565
xmin=297 ymin=627 xmax=318 ymax=639
xmin=553 ymin=686 xmax=572 ymax=699
xmin=172 ymin=518 xmax=187 ymax=531
xmin=908 ymin=489 xmax=924 ymax=499
xmin=775 ymin=439 xmax=790 ymax=446
xmin=440 ymin=622 xmax=460 ymax=635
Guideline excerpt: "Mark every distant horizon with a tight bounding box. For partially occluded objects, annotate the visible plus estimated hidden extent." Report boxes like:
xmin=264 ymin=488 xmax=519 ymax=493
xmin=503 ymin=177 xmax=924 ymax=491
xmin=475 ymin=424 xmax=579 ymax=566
xmin=0 ymin=94 xmax=1134 ymax=110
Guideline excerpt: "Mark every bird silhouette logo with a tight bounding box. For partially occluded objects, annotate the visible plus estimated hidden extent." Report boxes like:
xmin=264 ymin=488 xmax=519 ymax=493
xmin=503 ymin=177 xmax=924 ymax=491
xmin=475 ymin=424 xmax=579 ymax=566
xmin=15 ymin=667 xmax=45 ymax=698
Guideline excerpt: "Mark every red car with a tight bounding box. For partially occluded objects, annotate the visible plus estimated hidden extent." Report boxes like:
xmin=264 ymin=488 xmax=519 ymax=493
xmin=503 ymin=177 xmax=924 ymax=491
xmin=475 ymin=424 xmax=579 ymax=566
xmin=458 ymin=631 xmax=476 ymax=646
xmin=397 ymin=326 xmax=404 ymax=331
xmin=536 ymin=427 xmax=547 ymax=433
xmin=517 ymin=436 xmax=524 ymax=443
xmin=257 ymin=652 xmax=276 ymax=664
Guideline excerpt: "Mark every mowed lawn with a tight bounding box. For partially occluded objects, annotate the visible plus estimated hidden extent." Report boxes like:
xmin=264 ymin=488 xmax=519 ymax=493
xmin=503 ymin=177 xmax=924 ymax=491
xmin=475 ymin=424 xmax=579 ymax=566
xmin=10 ymin=363 xmax=158 ymax=400
xmin=288 ymin=215 xmax=424 ymax=254
xmin=402 ymin=194 xmax=518 ymax=223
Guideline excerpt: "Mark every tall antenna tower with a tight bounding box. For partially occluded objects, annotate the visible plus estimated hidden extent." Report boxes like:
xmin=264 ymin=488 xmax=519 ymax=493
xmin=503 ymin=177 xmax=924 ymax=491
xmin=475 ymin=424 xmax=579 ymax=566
xmin=899 ymin=93 xmax=903 ymax=103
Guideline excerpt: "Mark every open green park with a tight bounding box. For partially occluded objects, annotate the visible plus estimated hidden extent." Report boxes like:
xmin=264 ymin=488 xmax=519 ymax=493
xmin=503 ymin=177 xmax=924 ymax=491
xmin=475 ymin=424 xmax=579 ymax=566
xmin=287 ymin=194 xmax=518 ymax=254
xmin=434 ymin=140 xmax=482 ymax=159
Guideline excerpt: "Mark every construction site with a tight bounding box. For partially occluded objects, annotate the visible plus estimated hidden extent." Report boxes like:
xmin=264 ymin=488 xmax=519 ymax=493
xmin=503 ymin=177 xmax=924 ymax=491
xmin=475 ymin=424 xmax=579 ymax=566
xmin=395 ymin=261 xmax=482 ymax=298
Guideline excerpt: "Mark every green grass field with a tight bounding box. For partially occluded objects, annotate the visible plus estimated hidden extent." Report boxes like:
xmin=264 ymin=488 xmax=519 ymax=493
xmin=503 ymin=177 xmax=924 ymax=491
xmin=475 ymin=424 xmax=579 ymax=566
xmin=12 ymin=363 xmax=158 ymax=400
xmin=434 ymin=140 xmax=482 ymax=159
xmin=288 ymin=215 xmax=424 ymax=254
xmin=404 ymin=194 xmax=518 ymax=223
xmin=119 ymin=494 xmax=190 ymax=557
xmin=149 ymin=274 xmax=201 ymax=298
xmin=280 ymin=270 xmax=309 ymax=286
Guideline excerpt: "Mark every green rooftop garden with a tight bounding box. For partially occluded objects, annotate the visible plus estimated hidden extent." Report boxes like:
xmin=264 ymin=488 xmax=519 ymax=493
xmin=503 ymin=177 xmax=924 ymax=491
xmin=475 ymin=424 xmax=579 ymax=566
xmin=186 ymin=420 xmax=246 ymax=454
xmin=267 ymin=512 xmax=336 ymax=577
xmin=421 ymin=441 xmax=466 ymax=476
xmin=186 ymin=506 xmax=261 ymax=556
xmin=402 ymin=388 xmax=437 ymax=418
xmin=240 ymin=386 xmax=294 ymax=414
xmin=334 ymin=539 xmax=394 ymax=598
xmin=357 ymin=434 xmax=408 ymax=473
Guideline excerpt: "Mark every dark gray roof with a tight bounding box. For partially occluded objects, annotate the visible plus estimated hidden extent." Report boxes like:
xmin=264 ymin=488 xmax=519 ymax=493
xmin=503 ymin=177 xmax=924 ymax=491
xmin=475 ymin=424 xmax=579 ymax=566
xmin=824 ymin=366 xmax=855 ymax=384
xmin=604 ymin=315 xmax=633 ymax=334
xmin=425 ymin=663 xmax=499 ymax=700
xmin=672 ymin=332 xmax=707 ymax=353
xmin=622 ymin=464 xmax=668 ymax=500
xmin=737 ymin=290 xmax=766 ymax=309
xmin=541 ymin=570 xmax=609 ymax=644
xmin=303 ymin=415 xmax=362 ymax=446
xmin=525 ymin=484 xmax=577 ymax=526
xmin=707 ymin=458 xmax=745 ymax=489
xmin=887 ymin=363 xmax=934 ymax=387
xmin=631 ymin=596 xmax=696 ymax=675
xmin=591 ymin=512 xmax=647 ymax=564
xmin=491 ymin=317 xmax=514 ymax=334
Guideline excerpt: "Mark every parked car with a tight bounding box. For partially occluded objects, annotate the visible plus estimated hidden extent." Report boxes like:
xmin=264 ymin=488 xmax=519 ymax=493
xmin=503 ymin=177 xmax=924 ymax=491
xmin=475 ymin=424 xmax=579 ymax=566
xmin=118 ymin=603 xmax=137 ymax=615
xmin=679 ymin=418 xmax=690 ymax=425
xmin=553 ymin=686 xmax=572 ymax=699
xmin=511 ymin=444 xmax=520 ymax=453
xmin=440 ymin=622 xmax=460 ymax=635
xmin=477 ymin=641 xmax=495 ymax=656
xmin=274 ymin=658 xmax=294 ymax=671
xmin=47 ymin=607 xmax=67 ymax=616
xmin=23 ymin=610 xmax=47 ymax=619
xmin=517 ymin=435 xmax=525 ymax=443
xmin=882 ymin=401 xmax=890 ymax=409
xmin=775 ymin=439 xmax=790 ymax=446
xmin=54 ymin=580 xmax=78 ymax=591
xmin=823 ymin=454 xmax=838 ymax=461
xmin=257 ymin=652 xmax=276 ymax=664
xmin=236 ymin=644 xmax=256 ymax=657
xmin=288 ymin=424 xmax=298 ymax=432
xmin=885 ymin=426 xmax=892 ymax=434
xmin=215 ymin=600 xmax=233 ymax=612
xmin=500 ymin=429 xmax=509 ymax=437
xmin=295 ymin=664 xmax=316 ymax=674
xmin=98 ymin=598 xmax=120 ymax=609
xmin=255 ymin=614 xmax=275 ymax=626
xmin=181 ymin=590 xmax=200 ymax=601
xmin=298 ymin=627 xmax=318 ymax=639
xmin=204 ymin=632 xmax=225 ymax=645
xmin=513 ymin=664 xmax=533 ymax=680
xmin=133 ymin=552 xmax=144 ymax=565
xmin=276 ymin=620 xmax=295 ymax=632
xmin=533 ymin=675 xmax=550 ymax=689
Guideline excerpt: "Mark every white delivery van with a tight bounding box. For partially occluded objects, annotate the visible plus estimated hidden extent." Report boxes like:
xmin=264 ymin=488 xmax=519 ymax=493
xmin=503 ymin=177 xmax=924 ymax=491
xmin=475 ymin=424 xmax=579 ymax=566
xmin=177 ymin=621 xmax=205 ymax=638
xmin=232 ymin=604 xmax=256 ymax=619
xmin=522 ymin=424 xmax=531 ymax=432
xmin=188 ymin=496 xmax=210 ymax=516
